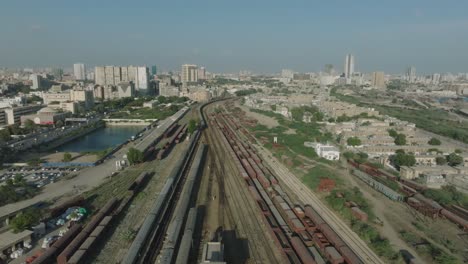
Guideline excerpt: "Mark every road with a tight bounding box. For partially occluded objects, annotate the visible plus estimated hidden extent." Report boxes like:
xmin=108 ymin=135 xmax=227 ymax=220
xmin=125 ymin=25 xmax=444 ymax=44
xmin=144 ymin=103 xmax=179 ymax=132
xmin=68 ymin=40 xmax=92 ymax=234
xmin=0 ymin=107 xmax=190 ymax=220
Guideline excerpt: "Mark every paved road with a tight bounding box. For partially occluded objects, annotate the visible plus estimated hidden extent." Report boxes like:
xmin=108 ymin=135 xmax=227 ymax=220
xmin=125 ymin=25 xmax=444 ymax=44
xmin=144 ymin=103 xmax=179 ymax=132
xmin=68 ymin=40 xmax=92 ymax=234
xmin=0 ymin=108 xmax=190 ymax=219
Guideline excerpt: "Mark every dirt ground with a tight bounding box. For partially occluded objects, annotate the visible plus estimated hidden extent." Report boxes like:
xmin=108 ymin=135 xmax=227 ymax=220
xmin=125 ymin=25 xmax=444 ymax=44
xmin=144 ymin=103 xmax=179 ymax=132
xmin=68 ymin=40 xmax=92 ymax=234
xmin=42 ymin=152 xmax=99 ymax=163
xmin=236 ymin=102 xmax=296 ymax=134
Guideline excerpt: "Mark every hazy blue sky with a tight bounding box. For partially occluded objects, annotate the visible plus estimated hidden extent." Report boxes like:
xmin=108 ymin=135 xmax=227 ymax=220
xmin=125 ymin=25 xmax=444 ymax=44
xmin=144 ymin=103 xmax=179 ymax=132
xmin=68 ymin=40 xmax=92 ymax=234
xmin=1 ymin=0 xmax=467 ymax=74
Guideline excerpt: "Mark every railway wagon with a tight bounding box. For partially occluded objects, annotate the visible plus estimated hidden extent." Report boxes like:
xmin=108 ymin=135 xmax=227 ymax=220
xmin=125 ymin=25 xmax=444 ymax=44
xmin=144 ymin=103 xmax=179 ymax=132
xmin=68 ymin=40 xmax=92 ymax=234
xmin=31 ymin=224 xmax=82 ymax=264
xmin=290 ymin=236 xmax=316 ymax=264
xmin=440 ymin=209 xmax=468 ymax=230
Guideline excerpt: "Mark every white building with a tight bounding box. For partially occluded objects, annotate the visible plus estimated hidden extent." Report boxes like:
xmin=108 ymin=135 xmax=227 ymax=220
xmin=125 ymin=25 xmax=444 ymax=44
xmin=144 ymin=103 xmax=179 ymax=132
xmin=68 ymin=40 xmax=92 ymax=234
xmin=181 ymin=64 xmax=198 ymax=83
xmin=29 ymin=74 xmax=42 ymax=90
xmin=73 ymin=63 xmax=86 ymax=80
xmin=94 ymin=65 xmax=149 ymax=92
xmin=344 ymin=54 xmax=354 ymax=79
xmin=305 ymin=142 xmax=340 ymax=161
xmin=198 ymin=67 xmax=206 ymax=80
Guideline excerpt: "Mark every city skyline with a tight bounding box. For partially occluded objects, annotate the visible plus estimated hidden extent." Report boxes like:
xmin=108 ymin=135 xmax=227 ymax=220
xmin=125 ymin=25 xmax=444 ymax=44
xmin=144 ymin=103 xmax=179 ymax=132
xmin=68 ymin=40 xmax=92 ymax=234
xmin=1 ymin=1 xmax=468 ymax=73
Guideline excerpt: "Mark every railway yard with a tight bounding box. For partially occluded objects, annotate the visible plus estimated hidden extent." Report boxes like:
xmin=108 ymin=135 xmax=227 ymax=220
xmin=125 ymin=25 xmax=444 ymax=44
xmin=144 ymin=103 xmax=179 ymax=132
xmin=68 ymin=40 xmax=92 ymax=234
xmin=16 ymin=98 xmax=468 ymax=264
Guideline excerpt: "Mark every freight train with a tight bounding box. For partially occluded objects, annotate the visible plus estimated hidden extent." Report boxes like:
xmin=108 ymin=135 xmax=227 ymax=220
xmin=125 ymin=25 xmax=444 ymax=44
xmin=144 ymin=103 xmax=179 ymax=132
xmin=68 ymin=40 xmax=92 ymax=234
xmin=348 ymin=160 xmax=468 ymax=230
xmin=210 ymin=110 xmax=364 ymax=264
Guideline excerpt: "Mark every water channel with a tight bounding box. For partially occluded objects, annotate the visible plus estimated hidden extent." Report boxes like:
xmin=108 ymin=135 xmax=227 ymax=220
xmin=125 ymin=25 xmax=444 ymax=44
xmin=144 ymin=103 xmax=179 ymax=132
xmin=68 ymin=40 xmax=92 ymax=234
xmin=54 ymin=126 xmax=144 ymax=152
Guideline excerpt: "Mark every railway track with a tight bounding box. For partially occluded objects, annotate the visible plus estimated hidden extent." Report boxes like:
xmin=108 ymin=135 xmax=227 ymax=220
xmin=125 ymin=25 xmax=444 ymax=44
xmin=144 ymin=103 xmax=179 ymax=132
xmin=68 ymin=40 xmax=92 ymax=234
xmin=209 ymin=99 xmax=384 ymax=264
xmin=203 ymin=108 xmax=283 ymax=264
xmin=256 ymin=145 xmax=384 ymax=264
xmin=123 ymin=131 xmax=201 ymax=264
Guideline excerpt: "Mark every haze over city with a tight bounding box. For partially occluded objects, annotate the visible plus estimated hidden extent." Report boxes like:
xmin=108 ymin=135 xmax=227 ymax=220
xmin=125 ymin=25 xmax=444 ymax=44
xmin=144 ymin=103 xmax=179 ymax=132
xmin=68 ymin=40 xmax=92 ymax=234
xmin=1 ymin=0 xmax=468 ymax=73
xmin=1 ymin=2 xmax=468 ymax=264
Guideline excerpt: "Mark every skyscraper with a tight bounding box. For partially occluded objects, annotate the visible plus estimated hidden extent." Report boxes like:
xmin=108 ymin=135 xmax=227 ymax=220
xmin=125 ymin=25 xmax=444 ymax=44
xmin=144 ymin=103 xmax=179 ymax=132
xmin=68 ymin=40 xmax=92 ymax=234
xmin=73 ymin=63 xmax=86 ymax=80
xmin=344 ymin=54 xmax=354 ymax=78
xmin=198 ymin=67 xmax=206 ymax=80
xmin=371 ymin=72 xmax=385 ymax=89
xmin=29 ymin=74 xmax=42 ymax=90
xmin=406 ymin=66 xmax=416 ymax=83
xmin=181 ymin=64 xmax=198 ymax=83
xmin=151 ymin=65 xmax=157 ymax=76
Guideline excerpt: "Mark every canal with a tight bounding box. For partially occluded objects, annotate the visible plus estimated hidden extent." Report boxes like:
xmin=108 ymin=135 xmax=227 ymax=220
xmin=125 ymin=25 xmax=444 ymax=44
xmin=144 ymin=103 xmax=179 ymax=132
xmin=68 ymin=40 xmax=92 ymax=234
xmin=55 ymin=126 xmax=144 ymax=152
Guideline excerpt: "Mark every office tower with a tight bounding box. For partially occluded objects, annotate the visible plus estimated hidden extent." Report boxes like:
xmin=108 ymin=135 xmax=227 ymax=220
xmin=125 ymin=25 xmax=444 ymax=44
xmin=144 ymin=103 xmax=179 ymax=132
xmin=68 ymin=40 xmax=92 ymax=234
xmin=181 ymin=64 xmax=198 ymax=83
xmin=73 ymin=63 xmax=86 ymax=80
xmin=135 ymin=66 xmax=149 ymax=91
xmin=198 ymin=67 xmax=206 ymax=80
xmin=344 ymin=54 xmax=354 ymax=78
xmin=371 ymin=72 xmax=385 ymax=89
xmin=431 ymin=73 xmax=441 ymax=84
xmin=151 ymin=65 xmax=157 ymax=76
xmin=95 ymin=66 xmax=106 ymax=85
xmin=30 ymin=74 xmax=42 ymax=90
xmin=406 ymin=66 xmax=416 ymax=83
xmin=52 ymin=68 xmax=64 ymax=81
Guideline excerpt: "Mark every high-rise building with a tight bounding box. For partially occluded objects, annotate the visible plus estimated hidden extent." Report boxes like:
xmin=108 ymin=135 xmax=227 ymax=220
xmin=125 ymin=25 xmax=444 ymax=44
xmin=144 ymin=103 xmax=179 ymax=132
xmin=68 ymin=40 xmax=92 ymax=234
xmin=406 ymin=66 xmax=416 ymax=83
xmin=344 ymin=54 xmax=355 ymax=78
xmin=135 ymin=66 xmax=149 ymax=91
xmin=94 ymin=65 xmax=149 ymax=92
xmin=181 ymin=64 xmax=198 ymax=83
xmin=95 ymin=66 xmax=106 ymax=85
xmin=73 ymin=63 xmax=86 ymax=80
xmin=371 ymin=72 xmax=386 ymax=89
xmin=431 ymin=73 xmax=441 ymax=84
xmin=29 ymin=74 xmax=42 ymax=90
xmin=151 ymin=65 xmax=157 ymax=76
xmin=52 ymin=68 xmax=64 ymax=81
xmin=198 ymin=67 xmax=206 ymax=80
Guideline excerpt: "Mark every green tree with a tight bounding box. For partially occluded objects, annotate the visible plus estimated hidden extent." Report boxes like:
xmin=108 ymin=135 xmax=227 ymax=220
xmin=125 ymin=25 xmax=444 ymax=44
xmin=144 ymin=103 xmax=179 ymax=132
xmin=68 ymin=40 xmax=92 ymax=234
xmin=187 ymin=119 xmax=197 ymax=134
xmin=270 ymin=105 xmax=277 ymax=111
xmin=62 ymin=152 xmax=72 ymax=162
xmin=24 ymin=119 xmax=37 ymax=132
xmin=0 ymin=129 xmax=11 ymax=142
xmin=447 ymin=153 xmax=463 ymax=166
xmin=390 ymin=152 xmax=416 ymax=169
xmin=127 ymin=148 xmax=144 ymax=165
xmin=157 ymin=96 xmax=167 ymax=104
xmin=355 ymin=152 xmax=368 ymax=164
xmin=10 ymin=208 xmax=41 ymax=233
xmin=428 ymin=137 xmax=441 ymax=145
xmin=435 ymin=156 xmax=447 ymax=165
xmin=291 ymin=107 xmax=304 ymax=122
xmin=388 ymin=129 xmax=398 ymax=138
xmin=347 ymin=137 xmax=362 ymax=146
xmin=55 ymin=120 xmax=64 ymax=128
xmin=394 ymin=134 xmax=407 ymax=145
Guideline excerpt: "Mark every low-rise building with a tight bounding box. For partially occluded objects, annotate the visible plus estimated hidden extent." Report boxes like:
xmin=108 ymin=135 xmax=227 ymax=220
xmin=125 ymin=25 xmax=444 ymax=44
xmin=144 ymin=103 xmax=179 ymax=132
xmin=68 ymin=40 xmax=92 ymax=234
xmin=20 ymin=107 xmax=70 ymax=125
xmin=4 ymin=105 xmax=44 ymax=125
xmin=424 ymin=173 xmax=447 ymax=189
xmin=400 ymin=165 xmax=459 ymax=180
xmin=304 ymin=142 xmax=340 ymax=160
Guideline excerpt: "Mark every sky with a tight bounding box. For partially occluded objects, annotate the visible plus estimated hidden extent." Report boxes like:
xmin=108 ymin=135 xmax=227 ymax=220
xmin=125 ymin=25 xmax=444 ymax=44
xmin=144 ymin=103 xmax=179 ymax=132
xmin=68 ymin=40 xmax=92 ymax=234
xmin=1 ymin=0 xmax=467 ymax=74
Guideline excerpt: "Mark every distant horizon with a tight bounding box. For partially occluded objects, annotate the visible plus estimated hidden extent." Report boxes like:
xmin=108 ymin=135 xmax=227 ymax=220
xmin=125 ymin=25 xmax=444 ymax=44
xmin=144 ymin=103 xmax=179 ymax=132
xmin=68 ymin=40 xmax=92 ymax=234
xmin=1 ymin=1 xmax=467 ymax=73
